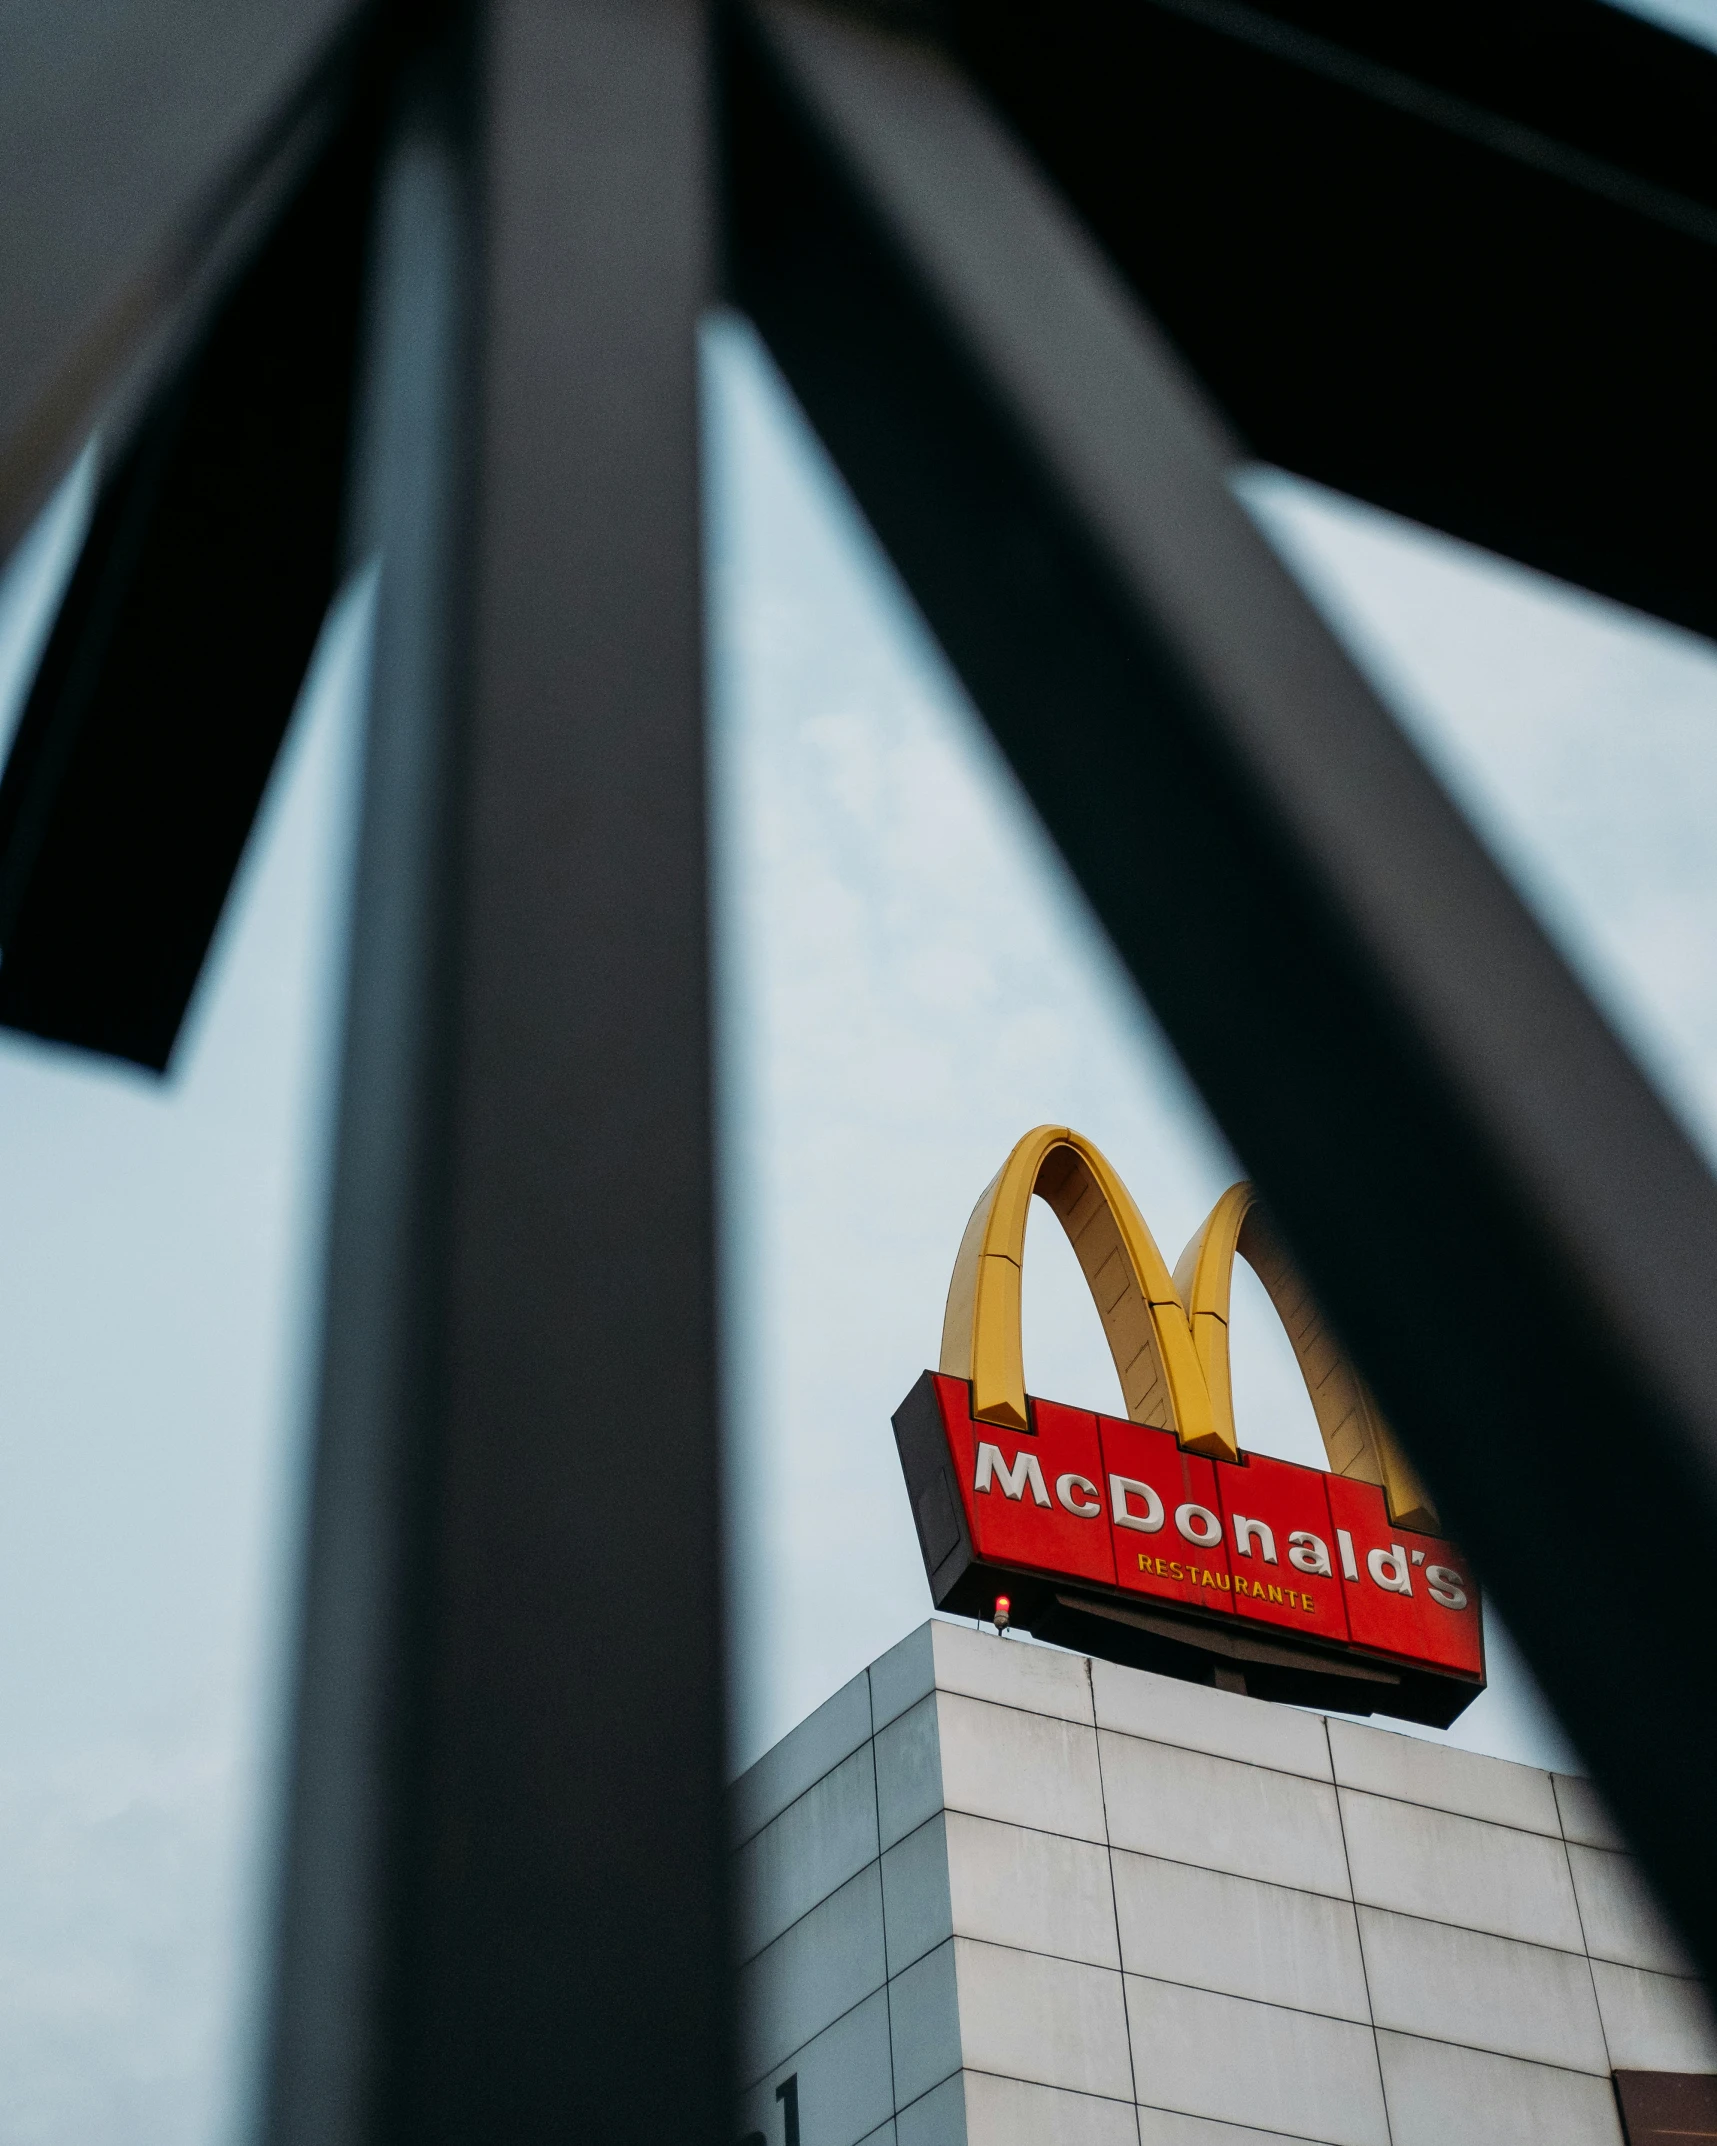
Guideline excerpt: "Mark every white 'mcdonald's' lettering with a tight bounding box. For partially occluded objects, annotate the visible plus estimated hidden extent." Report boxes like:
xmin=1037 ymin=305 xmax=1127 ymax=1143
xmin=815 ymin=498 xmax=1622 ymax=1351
xmin=1367 ymin=1543 xmax=1413 ymax=1596
xmin=1175 ymin=1501 xmax=1223 ymax=1548
xmin=974 ymin=1442 xmax=1050 ymax=1506
xmin=1426 ymin=1563 xmax=1468 ymax=1609
xmin=1288 ymin=1529 xmax=1332 ymax=1577
xmin=1231 ymin=1515 xmax=1277 ymax=1564
xmin=1056 ymin=1471 xmax=1101 ymax=1517
xmin=1109 ymin=1475 xmax=1164 ymax=1533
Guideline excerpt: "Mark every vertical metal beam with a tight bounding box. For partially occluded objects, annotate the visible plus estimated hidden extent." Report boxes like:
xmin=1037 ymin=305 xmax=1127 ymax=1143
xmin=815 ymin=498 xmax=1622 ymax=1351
xmin=264 ymin=22 xmax=476 ymax=2145
xmin=269 ymin=3 xmax=725 ymax=2142
xmin=412 ymin=6 xmax=722 ymax=2131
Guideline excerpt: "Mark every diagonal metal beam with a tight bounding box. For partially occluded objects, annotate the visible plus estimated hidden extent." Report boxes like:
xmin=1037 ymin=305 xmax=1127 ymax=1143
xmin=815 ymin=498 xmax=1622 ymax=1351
xmin=725 ymin=0 xmax=1717 ymax=1981
xmin=0 ymin=0 xmax=374 ymax=560
xmin=0 ymin=92 xmax=380 ymax=1070
xmin=943 ymin=0 xmax=1717 ymax=644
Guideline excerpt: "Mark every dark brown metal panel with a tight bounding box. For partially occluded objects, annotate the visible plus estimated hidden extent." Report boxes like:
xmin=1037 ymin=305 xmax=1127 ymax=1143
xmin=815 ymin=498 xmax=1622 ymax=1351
xmin=401 ymin=0 xmax=726 ymax=2139
xmin=725 ymin=0 xmax=1717 ymax=1983
xmin=944 ymin=0 xmax=1717 ymax=643
xmin=0 ymin=0 xmax=370 ymax=554
xmin=1614 ymin=2070 xmax=1717 ymax=2146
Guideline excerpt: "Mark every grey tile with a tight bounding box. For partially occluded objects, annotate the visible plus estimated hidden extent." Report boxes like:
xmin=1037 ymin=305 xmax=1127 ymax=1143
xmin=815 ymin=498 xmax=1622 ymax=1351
xmin=872 ymin=1624 xmax=937 ymax=1733
xmin=1591 ymin=1957 xmax=1717 ymax=2072
xmin=1112 ymin=1850 xmax=1368 ymax=2021
xmin=883 ymin=1813 xmax=955 ymax=1975
xmin=938 ymin=1693 xmax=1107 ymax=1844
xmin=1375 ymin=2030 xmax=1625 ymax=2146
xmin=896 ymin=2072 xmax=967 ymax=2146
xmin=735 ymin=1744 xmax=881 ymax=1961
xmin=1567 ymin=1841 xmax=1695 ymax=1974
xmin=945 ymin=1810 xmax=1119 ymax=1969
xmin=1357 ymin=1905 xmax=1608 ymax=2073
xmin=877 ymin=1693 xmax=945 ymax=1852
xmin=734 ymin=1671 xmax=874 ymax=1845
xmin=1100 ymin=1732 xmax=1350 ymax=1898
xmin=1136 ymin=2114 xmax=1337 ymax=2146
xmin=1339 ymin=1788 xmax=1585 ymax=1951
xmin=890 ymin=1938 xmax=963 ymax=2109
xmin=1124 ymin=1975 xmax=1389 ymax=2146
xmin=738 ymin=1864 xmax=888 ymax=2086
xmin=1553 ymin=1772 xmax=1625 ymax=1852
xmin=734 ymin=1987 xmax=895 ymax=2146
xmin=963 ymin=2071 xmax=1140 ymax=2146
xmin=1328 ymin=1717 xmax=1559 ymax=1835
xmin=855 ymin=2127 xmax=899 ymax=2146
xmin=1092 ymin=1659 xmax=1331 ymax=1781
xmin=928 ymin=1622 xmax=1095 ymax=1725
xmin=954 ymin=1938 xmax=1134 ymax=2101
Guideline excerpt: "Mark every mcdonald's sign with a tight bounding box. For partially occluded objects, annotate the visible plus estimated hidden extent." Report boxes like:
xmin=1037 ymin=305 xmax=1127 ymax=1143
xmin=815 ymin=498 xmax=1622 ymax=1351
xmin=893 ymin=1128 xmax=1485 ymax=1725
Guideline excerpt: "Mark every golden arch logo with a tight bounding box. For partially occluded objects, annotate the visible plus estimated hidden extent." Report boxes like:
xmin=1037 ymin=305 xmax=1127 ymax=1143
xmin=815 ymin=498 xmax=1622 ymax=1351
xmin=895 ymin=1126 xmax=1483 ymax=1726
xmin=937 ymin=1123 xmax=1436 ymax=1531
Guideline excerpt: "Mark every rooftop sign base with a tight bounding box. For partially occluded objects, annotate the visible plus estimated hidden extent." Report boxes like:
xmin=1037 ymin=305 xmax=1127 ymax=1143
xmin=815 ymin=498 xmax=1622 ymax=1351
xmin=895 ymin=1372 xmax=1484 ymax=1727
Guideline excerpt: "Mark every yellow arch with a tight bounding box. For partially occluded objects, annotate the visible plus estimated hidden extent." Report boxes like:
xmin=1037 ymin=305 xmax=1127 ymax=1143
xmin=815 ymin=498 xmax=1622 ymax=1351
xmin=1173 ymin=1183 xmax=1439 ymax=1531
xmin=938 ymin=1126 xmax=1231 ymax=1458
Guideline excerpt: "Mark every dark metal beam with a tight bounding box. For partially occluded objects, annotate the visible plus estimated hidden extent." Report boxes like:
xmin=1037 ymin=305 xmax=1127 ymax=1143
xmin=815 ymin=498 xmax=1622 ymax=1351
xmin=943 ymin=0 xmax=1717 ymax=643
xmin=411 ymin=2 xmax=724 ymax=2128
xmin=268 ymin=3 xmax=728 ymax=2141
xmin=263 ymin=28 xmax=477 ymax=2143
xmin=0 ymin=93 xmax=381 ymax=1069
xmin=0 ymin=0 xmax=372 ymax=557
xmin=726 ymin=0 xmax=1717 ymax=1983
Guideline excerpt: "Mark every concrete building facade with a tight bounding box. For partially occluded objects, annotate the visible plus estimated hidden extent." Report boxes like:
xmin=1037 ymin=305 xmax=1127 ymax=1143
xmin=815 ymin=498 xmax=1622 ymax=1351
xmin=731 ymin=1621 xmax=1716 ymax=2146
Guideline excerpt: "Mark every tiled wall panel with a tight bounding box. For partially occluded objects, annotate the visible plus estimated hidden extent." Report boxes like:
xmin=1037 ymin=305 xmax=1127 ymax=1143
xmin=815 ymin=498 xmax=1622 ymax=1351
xmin=934 ymin=1692 xmax=1107 ymax=1843
xmin=881 ymin=1813 xmax=954 ymax=1975
xmin=1374 ymin=2029 xmax=1626 ymax=2146
xmin=962 ymin=2071 xmax=1140 ymax=2146
xmin=1590 ymin=1957 xmax=1717 ymax=2071
xmin=738 ymin=1863 xmax=888 ymax=2086
xmin=733 ymin=1987 xmax=896 ymax=2146
xmin=943 ymin=1811 xmax=1119 ymax=1970
xmin=735 ymin=1743 xmax=880 ymax=1962
xmin=731 ymin=1623 xmax=1712 ymax=2146
xmin=1338 ymin=1786 xmax=1586 ymax=1950
xmin=888 ymin=1938 xmax=962 ymax=2109
xmin=952 ymin=1938 xmax=1133 ymax=2102
xmin=1124 ymin=1974 xmax=1390 ymax=2146
xmin=1356 ymin=1906 xmax=1609 ymax=2071
xmin=1111 ymin=1850 xmax=1368 ymax=2021
xmin=1568 ymin=1840 xmax=1697 ymax=1974
xmin=1327 ymin=1716 xmax=1560 ymax=1833
xmin=1098 ymin=1730 xmax=1349 ymax=1896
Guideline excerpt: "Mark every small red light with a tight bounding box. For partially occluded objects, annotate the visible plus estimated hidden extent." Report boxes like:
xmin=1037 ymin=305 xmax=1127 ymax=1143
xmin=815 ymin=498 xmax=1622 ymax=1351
xmin=993 ymin=1594 xmax=1011 ymax=1631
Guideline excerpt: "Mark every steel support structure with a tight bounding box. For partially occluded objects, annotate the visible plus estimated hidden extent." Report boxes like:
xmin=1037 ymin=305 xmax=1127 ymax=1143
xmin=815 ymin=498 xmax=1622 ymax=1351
xmin=1 ymin=0 xmax=1716 ymax=2137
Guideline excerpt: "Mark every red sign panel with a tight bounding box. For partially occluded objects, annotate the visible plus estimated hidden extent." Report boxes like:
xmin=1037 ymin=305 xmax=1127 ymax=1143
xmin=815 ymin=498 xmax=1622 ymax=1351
xmin=1215 ymin=1450 xmax=1351 ymax=1644
xmin=1324 ymin=1474 xmax=1483 ymax=1677
xmin=900 ymin=1374 xmax=1483 ymax=1722
xmin=934 ymin=1375 xmax=1116 ymax=1589
xmin=1097 ymin=1415 xmax=1235 ymax=1618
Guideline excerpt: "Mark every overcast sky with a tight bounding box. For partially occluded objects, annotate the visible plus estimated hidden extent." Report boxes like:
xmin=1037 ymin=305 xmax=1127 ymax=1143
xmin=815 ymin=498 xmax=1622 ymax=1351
xmin=704 ymin=311 xmax=1717 ymax=1784
xmin=6 ymin=79 xmax=1717 ymax=2129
